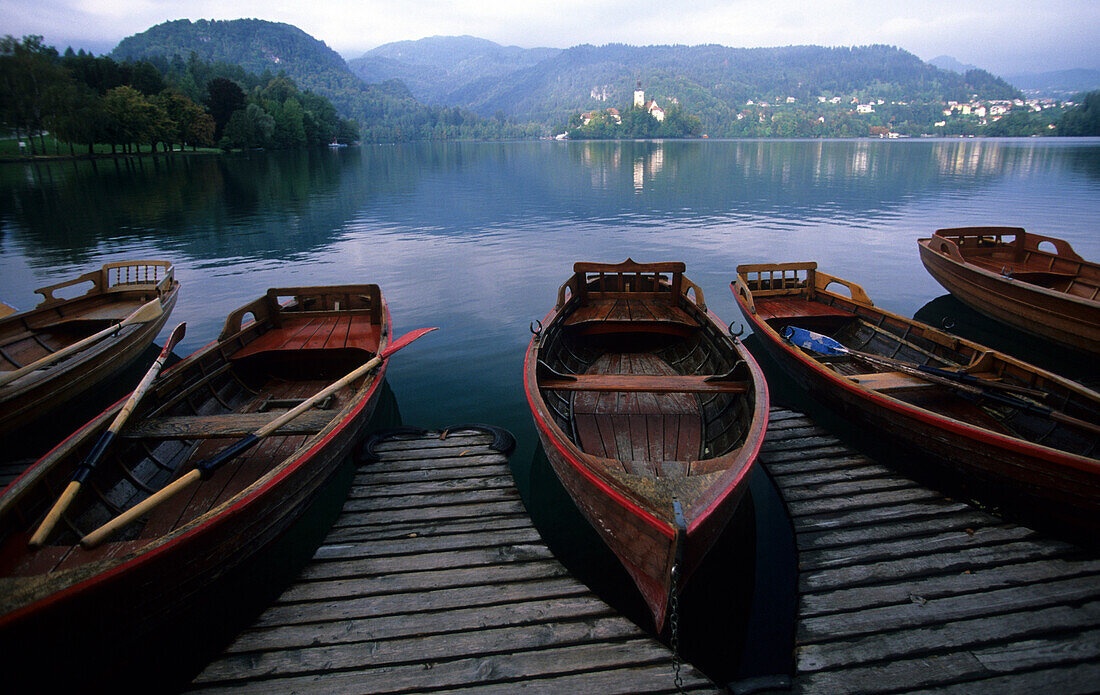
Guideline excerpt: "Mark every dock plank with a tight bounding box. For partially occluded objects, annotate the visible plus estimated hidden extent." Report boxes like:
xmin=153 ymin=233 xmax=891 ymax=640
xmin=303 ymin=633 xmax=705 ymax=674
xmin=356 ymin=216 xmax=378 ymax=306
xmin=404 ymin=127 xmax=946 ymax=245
xmin=188 ymin=427 xmax=718 ymax=694
xmin=758 ymin=406 xmax=1100 ymax=695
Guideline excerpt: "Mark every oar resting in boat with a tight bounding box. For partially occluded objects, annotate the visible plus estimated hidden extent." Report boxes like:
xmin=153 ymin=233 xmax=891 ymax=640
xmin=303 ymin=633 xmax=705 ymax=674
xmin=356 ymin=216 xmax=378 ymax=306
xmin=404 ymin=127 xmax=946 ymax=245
xmin=80 ymin=327 xmax=437 ymax=548
xmin=0 ymin=297 xmax=163 ymax=388
xmin=29 ymin=322 xmax=186 ymax=547
xmin=784 ymin=326 xmax=1100 ymax=436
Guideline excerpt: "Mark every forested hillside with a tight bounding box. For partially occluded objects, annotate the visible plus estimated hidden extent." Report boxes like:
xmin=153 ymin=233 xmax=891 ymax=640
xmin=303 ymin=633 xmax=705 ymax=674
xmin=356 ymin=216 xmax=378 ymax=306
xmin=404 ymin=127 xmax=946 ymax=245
xmin=348 ymin=35 xmax=560 ymax=105
xmin=360 ymin=40 xmax=1024 ymax=135
xmin=111 ymin=20 xmax=540 ymax=141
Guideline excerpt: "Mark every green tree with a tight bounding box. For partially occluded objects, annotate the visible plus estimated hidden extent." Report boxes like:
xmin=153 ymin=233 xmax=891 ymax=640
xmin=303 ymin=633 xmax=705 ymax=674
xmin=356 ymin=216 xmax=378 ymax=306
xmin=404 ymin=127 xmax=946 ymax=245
xmin=158 ymin=89 xmax=214 ymax=150
xmin=103 ymin=85 xmax=173 ymax=152
xmin=204 ymin=76 xmax=246 ymax=141
xmin=1058 ymin=91 xmax=1100 ymax=136
xmin=221 ymin=102 xmax=275 ymax=149
xmin=0 ymin=35 xmax=69 ymax=154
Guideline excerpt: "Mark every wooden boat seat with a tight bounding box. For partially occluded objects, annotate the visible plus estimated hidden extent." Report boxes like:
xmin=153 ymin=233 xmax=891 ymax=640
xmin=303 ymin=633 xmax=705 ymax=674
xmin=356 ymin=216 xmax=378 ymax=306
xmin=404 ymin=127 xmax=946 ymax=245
xmin=563 ymin=297 xmax=696 ymax=332
xmin=121 ymin=411 xmax=334 ymax=439
xmin=848 ymin=371 xmax=936 ymax=392
xmin=541 ymin=373 xmax=749 ymax=394
xmin=752 ymin=297 xmax=855 ymax=321
xmin=231 ymin=315 xmax=380 ymax=360
xmin=33 ymin=301 xmax=145 ymax=329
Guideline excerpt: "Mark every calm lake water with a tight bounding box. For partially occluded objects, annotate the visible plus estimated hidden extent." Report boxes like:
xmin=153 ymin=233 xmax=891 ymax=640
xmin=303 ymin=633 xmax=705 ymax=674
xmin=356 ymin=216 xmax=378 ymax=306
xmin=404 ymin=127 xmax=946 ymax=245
xmin=2 ymin=138 xmax=1098 ymax=684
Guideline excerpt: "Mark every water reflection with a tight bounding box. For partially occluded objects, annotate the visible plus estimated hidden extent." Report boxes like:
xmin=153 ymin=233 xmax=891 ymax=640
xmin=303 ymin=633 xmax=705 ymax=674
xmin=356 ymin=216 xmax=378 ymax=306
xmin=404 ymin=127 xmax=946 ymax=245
xmin=1 ymin=139 xmax=1097 ymax=431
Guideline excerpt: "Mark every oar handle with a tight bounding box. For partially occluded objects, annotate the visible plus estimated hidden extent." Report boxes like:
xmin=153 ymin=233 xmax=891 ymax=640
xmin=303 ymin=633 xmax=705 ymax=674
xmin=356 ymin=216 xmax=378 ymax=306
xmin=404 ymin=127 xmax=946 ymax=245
xmin=81 ymin=469 xmax=202 ymax=548
xmin=28 ymin=481 xmax=82 ymax=548
xmin=28 ymin=323 xmax=185 ymax=548
xmin=79 ymin=327 xmax=437 ymax=547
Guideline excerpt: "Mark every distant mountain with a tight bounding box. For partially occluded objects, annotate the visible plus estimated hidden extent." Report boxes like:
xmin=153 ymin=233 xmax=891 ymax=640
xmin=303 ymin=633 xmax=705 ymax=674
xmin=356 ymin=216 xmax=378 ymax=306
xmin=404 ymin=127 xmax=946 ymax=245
xmin=1005 ymin=69 xmax=1100 ymax=98
xmin=368 ymin=42 xmax=1021 ymax=131
xmin=349 ymin=36 xmax=561 ymax=105
xmin=929 ymin=55 xmax=981 ymax=74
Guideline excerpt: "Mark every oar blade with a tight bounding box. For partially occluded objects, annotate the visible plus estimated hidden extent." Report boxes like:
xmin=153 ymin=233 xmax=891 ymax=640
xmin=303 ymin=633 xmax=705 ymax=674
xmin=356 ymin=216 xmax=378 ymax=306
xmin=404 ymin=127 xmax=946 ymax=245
xmin=120 ymin=297 xmax=164 ymax=327
xmin=783 ymin=326 xmax=847 ymax=355
xmin=379 ymin=327 xmax=438 ymax=359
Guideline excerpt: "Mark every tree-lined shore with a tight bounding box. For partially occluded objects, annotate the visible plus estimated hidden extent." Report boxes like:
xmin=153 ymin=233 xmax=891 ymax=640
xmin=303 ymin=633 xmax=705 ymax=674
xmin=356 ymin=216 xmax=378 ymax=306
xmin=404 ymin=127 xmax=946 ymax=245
xmin=0 ymin=35 xmax=358 ymax=157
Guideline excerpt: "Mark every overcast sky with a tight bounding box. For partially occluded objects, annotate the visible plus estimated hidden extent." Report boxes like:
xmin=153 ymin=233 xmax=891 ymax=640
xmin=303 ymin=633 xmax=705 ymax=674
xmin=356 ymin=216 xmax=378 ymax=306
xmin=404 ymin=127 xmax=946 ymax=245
xmin=3 ymin=0 xmax=1098 ymax=76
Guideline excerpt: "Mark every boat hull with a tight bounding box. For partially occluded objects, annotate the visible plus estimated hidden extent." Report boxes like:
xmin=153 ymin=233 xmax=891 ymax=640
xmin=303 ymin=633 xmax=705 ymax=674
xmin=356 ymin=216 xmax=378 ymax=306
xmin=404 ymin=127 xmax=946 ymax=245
xmin=918 ymin=233 xmax=1100 ymax=355
xmin=0 ymin=271 xmax=180 ymax=437
xmin=734 ymin=283 xmax=1100 ymax=539
xmin=0 ymin=289 xmax=391 ymax=689
xmin=525 ymin=260 xmax=768 ymax=629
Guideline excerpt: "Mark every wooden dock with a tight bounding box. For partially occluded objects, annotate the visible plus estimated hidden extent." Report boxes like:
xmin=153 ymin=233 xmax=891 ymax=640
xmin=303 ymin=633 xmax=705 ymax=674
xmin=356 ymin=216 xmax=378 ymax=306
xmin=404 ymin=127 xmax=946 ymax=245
xmin=760 ymin=407 xmax=1100 ymax=695
xmin=187 ymin=426 xmax=719 ymax=694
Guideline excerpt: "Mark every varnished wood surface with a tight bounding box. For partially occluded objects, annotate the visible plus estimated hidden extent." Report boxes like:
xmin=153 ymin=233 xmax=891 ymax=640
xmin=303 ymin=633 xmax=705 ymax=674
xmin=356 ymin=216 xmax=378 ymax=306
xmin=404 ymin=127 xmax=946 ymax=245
xmin=761 ymin=407 xmax=1100 ymax=695
xmin=573 ymin=353 xmax=702 ymax=470
xmin=187 ymin=429 xmax=719 ymax=694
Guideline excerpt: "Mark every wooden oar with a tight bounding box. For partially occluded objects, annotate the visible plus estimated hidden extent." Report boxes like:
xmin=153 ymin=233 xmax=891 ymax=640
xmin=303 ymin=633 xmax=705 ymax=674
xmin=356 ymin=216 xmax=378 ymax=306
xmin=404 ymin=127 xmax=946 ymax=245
xmin=0 ymin=297 xmax=164 ymax=388
xmin=29 ymin=323 xmax=187 ymax=548
xmin=784 ymin=326 xmax=1100 ymax=436
xmin=80 ymin=327 xmax=437 ymax=548
xmin=0 ymin=302 xmax=16 ymax=320
xmin=783 ymin=326 xmax=1045 ymax=397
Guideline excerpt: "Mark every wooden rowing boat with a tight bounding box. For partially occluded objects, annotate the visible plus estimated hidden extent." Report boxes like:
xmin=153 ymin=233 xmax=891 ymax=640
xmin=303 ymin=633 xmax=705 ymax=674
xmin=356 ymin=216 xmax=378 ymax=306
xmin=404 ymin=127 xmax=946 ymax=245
xmin=0 ymin=261 xmax=179 ymax=437
xmin=734 ymin=262 xmax=1100 ymax=540
xmin=917 ymin=227 xmax=1100 ymax=355
xmin=525 ymin=260 xmax=769 ymax=629
xmin=0 ymin=285 xmax=393 ymax=689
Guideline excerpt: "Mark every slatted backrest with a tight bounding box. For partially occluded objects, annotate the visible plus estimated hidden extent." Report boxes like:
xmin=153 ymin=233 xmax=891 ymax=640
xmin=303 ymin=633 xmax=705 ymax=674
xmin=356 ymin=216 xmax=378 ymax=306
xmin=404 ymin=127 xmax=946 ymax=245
xmin=565 ymin=258 xmax=685 ymax=305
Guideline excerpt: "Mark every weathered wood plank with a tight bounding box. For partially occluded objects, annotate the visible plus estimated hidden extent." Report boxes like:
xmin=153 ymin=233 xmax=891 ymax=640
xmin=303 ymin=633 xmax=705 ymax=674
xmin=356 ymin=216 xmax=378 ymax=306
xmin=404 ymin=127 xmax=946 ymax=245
xmin=323 ymin=513 xmax=533 ymax=543
xmin=799 ymin=538 xmax=1078 ymax=594
xmin=797 ymin=524 xmax=1042 ymax=571
xmin=776 ymin=474 xmax=919 ymax=503
xmin=310 ymin=526 xmax=544 ymax=561
xmin=798 ymin=575 xmax=1100 ymax=644
xmin=768 ymin=462 xmax=902 ymax=488
xmin=342 ymin=486 xmax=521 ymax=513
xmin=332 ymin=498 xmax=529 ymax=527
xmin=784 ymin=486 xmax=945 ymax=518
xmin=367 ymin=450 xmax=509 ymax=466
xmin=279 ymin=560 xmax=572 ymax=605
xmin=791 ymin=498 xmax=977 ymax=534
xmin=192 ymin=653 xmax=714 ymax=695
xmin=800 ymin=558 xmax=1100 ymax=619
xmin=795 ymin=509 xmax=997 ymax=551
xmin=796 ymin=628 xmax=1100 ymax=695
xmin=197 ymin=616 xmax=650 ymax=682
xmin=797 ymin=600 xmax=1100 ymax=672
xmin=227 ymin=594 xmax=616 ymax=654
xmin=349 ymin=474 xmax=516 ymax=498
xmin=901 ymin=661 xmax=1100 ymax=695
xmin=294 ymin=543 xmax=555 ymax=583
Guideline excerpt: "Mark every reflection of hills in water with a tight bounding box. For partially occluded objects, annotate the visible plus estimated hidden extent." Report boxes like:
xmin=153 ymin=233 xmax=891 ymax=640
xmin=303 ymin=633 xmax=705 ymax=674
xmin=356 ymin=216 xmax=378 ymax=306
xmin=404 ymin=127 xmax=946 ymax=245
xmin=1 ymin=139 xmax=1095 ymax=265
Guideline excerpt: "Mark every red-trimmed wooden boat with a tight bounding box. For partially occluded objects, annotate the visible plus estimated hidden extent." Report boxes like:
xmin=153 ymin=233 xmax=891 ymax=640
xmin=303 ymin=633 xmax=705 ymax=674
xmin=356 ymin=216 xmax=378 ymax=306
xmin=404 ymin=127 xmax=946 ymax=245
xmin=525 ymin=260 xmax=769 ymax=629
xmin=0 ymin=285 xmax=392 ymax=688
xmin=734 ymin=262 xmax=1100 ymax=539
xmin=0 ymin=260 xmax=179 ymax=436
xmin=918 ymin=227 xmax=1100 ymax=355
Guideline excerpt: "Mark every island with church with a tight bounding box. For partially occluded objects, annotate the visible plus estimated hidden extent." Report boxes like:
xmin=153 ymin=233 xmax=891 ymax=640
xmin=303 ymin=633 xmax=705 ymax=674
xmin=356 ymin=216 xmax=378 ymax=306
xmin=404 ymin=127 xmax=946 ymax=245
xmin=560 ymin=82 xmax=705 ymax=139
